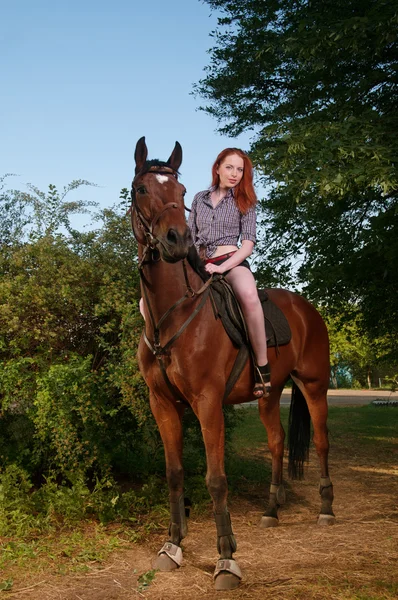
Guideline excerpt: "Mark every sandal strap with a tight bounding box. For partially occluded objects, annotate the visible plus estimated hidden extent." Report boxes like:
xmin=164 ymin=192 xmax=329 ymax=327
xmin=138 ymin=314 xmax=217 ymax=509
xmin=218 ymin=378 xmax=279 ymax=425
xmin=214 ymin=558 xmax=242 ymax=580
xmin=158 ymin=542 xmax=183 ymax=566
xmin=258 ymin=363 xmax=270 ymax=376
xmin=255 ymin=363 xmax=271 ymax=383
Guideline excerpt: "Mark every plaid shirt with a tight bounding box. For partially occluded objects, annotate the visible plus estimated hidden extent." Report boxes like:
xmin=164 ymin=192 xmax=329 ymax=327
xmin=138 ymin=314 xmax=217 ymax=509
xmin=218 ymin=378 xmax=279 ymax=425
xmin=188 ymin=186 xmax=257 ymax=258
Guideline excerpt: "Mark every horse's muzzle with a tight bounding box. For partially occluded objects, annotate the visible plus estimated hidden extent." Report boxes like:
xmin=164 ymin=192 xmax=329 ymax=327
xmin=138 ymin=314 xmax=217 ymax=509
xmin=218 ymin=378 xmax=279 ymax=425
xmin=159 ymin=227 xmax=192 ymax=263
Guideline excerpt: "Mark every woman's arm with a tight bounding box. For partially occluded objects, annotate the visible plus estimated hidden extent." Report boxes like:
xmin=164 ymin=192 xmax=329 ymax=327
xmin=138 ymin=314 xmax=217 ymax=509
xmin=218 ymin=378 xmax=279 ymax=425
xmin=187 ymin=195 xmax=198 ymax=243
xmin=205 ymin=240 xmax=254 ymax=274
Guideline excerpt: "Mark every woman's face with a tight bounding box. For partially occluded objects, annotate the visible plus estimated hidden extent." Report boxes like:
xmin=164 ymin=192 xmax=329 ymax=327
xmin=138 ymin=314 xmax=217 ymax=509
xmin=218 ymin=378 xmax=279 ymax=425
xmin=217 ymin=153 xmax=244 ymax=189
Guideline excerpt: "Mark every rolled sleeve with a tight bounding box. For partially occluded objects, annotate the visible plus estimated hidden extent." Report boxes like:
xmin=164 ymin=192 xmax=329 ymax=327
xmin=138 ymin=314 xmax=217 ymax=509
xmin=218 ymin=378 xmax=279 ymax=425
xmin=240 ymin=206 xmax=257 ymax=243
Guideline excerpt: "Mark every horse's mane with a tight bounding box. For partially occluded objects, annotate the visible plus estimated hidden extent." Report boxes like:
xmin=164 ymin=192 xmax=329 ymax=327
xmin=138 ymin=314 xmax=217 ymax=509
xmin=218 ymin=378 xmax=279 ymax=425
xmin=136 ymin=160 xmax=181 ymax=178
xmin=187 ymin=245 xmax=209 ymax=283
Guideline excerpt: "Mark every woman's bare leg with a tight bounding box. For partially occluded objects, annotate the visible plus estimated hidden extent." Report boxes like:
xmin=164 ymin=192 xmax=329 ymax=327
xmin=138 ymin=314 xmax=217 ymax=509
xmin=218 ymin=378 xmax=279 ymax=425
xmin=225 ymin=267 xmax=268 ymax=365
xmin=139 ymin=297 xmax=146 ymax=320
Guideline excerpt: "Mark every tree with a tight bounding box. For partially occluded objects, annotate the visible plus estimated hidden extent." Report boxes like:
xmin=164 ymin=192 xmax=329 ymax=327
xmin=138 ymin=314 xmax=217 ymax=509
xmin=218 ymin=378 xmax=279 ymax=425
xmin=195 ymin=0 xmax=398 ymax=353
xmin=322 ymin=308 xmax=389 ymax=389
xmin=0 ymin=176 xmax=28 ymax=246
xmin=0 ymin=183 xmax=150 ymax=479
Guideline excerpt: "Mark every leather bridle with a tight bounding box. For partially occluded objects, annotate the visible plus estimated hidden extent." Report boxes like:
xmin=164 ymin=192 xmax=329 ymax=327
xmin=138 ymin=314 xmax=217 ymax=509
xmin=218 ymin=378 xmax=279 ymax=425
xmin=130 ymin=167 xmax=214 ymax=404
xmin=131 ymin=167 xmax=181 ymax=258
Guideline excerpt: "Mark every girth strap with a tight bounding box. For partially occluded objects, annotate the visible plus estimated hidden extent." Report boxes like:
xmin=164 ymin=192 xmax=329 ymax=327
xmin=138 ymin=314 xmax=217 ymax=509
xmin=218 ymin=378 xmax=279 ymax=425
xmin=223 ymin=345 xmax=249 ymax=402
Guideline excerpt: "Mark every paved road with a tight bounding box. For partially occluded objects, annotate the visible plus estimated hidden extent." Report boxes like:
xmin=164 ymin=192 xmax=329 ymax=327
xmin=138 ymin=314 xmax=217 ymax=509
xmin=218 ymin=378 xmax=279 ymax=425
xmin=244 ymin=389 xmax=398 ymax=407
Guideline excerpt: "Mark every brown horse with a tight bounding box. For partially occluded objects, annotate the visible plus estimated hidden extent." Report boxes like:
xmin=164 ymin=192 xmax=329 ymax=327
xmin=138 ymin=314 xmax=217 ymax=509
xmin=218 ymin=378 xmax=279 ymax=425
xmin=131 ymin=137 xmax=335 ymax=590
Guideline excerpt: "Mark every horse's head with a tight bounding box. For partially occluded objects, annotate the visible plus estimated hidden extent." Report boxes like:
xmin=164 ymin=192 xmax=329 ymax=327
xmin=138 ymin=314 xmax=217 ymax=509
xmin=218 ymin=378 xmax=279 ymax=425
xmin=131 ymin=137 xmax=192 ymax=263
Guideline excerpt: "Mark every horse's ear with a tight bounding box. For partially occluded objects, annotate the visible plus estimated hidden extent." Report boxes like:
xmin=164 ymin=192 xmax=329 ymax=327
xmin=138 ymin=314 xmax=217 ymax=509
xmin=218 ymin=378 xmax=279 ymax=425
xmin=135 ymin=137 xmax=148 ymax=174
xmin=167 ymin=141 xmax=183 ymax=172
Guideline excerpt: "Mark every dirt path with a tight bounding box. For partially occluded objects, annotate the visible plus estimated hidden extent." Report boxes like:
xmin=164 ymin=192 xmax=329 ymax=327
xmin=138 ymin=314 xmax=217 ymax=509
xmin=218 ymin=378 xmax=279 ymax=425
xmin=245 ymin=389 xmax=398 ymax=407
xmin=7 ymin=420 xmax=398 ymax=600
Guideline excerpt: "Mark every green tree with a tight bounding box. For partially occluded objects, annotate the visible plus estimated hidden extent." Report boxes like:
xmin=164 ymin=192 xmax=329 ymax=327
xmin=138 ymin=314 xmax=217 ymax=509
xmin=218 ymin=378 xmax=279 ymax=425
xmin=322 ymin=308 xmax=390 ymax=388
xmin=0 ymin=184 xmax=151 ymax=479
xmin=0 ymin=177 xmax=28 ymax=246
xmin=195 ymin=0 xmax=398 ymax=353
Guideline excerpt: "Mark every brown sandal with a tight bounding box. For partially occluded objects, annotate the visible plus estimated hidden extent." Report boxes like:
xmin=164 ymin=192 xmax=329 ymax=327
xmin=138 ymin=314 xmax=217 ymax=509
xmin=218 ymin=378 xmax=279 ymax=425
xmin=253 ymin=363 xmax=271 ymax=398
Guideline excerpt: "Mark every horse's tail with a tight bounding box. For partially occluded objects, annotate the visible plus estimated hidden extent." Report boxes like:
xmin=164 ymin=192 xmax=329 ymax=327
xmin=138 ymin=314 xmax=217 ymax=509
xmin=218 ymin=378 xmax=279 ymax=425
xmin=288 ymin=382 xmax=311 ymax=480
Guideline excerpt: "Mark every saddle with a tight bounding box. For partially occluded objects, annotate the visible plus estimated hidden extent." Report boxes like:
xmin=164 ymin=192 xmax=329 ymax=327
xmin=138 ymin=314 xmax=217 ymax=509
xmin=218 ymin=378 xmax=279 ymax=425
xmin=186 ymin=247 xmax=292 ymax=401
xmin=210 ymin=278 xmax=291 ymax=350
xmin=209 ymin=276 xmax=291 ymax=401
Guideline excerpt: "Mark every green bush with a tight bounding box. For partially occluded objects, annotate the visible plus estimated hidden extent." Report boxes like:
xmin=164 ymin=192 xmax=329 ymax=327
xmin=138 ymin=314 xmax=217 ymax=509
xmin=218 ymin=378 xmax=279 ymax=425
xmin=0 ymin=185 xmax=242 ymax=531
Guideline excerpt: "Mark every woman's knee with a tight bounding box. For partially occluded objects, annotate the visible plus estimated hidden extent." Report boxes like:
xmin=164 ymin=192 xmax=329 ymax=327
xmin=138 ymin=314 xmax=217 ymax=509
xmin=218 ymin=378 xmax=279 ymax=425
xmin=236 ymin=286 xmax=261 ymax=311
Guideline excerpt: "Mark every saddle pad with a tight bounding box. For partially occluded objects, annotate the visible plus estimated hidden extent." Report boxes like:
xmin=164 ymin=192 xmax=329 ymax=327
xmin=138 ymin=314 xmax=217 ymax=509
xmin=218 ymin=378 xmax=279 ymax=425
xmin=210 ymin=279 xmax=291 ymax=349
xmin=259 ymin=289 xmax=291 ymax=347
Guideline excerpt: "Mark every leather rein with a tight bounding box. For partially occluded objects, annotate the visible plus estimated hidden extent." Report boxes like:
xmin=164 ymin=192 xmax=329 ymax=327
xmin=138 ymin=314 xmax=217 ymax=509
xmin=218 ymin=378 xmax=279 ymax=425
xmin=131 ymin=167 xmax=213 ymax=403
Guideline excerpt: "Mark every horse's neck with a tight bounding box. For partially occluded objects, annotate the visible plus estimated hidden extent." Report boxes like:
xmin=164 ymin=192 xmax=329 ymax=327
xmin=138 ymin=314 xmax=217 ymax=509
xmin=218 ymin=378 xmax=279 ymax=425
xmin=140 ymin=259 xmax=203 ymax=320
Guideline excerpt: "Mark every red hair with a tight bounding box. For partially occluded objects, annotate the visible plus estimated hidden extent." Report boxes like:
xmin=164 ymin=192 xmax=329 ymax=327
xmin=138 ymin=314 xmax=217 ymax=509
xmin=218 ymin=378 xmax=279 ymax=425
xmin=211 ymin=148 xmax=257 ymax=214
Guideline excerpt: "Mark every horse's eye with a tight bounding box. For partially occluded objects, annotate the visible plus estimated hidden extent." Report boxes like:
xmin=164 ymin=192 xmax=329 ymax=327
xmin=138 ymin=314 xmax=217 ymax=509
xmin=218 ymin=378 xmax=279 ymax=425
xmin=136 ymin=186 xmax=147 ymax=195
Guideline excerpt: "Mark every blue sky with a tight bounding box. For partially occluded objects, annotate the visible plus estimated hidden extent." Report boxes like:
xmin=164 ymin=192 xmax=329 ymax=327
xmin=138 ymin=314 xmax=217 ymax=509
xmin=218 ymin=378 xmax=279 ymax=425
xmin=2 ymin=0 xmax=256 ymax=224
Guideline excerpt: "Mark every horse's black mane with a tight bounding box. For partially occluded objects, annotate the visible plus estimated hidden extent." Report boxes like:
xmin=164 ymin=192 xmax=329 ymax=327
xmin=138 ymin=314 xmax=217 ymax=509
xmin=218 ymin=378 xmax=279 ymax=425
xmin=187 ymin=244 xmax=209 ymax=283
xmin=145 ymin=159 xmax=169 ymax=170
xmin=136 ymin=159 xmax=181 ymax=178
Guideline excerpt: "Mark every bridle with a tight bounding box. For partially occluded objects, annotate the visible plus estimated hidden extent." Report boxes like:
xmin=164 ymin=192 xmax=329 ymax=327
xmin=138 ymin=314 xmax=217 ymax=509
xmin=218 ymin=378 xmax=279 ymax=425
xmin=130 ymin=167 xmax=214 ymax=404
xmin=131 ymin=167 xmax=181 ymax=259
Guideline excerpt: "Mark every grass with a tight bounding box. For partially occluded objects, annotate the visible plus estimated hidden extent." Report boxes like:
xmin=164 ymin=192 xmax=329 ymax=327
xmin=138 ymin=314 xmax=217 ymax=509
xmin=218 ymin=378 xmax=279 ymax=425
xmin=230 ymin=404 xmax=398 ymax=453
xmin=0 ymin=405 xmax=396 ymax=587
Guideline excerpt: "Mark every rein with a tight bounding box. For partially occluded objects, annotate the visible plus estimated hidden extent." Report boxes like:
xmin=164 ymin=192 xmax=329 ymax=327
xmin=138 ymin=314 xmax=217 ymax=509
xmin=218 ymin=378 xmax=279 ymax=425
xmin=131 ymin=167 xmax=214 ymax=403
xmin=140 ymin=261 xmax=213 ymax=358
xmin=139 ymin=258 xmax=213 ymax=405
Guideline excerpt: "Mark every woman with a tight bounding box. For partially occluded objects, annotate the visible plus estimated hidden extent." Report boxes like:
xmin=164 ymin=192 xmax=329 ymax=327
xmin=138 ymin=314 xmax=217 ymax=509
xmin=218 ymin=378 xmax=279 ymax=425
xmin=188 ymin=148 xmax=270 ymax=398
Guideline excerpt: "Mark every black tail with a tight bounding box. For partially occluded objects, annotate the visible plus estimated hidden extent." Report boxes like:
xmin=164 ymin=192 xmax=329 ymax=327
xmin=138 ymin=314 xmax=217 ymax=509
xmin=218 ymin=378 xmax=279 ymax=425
xmin=288 ymin=383 xmax=311 ymax=480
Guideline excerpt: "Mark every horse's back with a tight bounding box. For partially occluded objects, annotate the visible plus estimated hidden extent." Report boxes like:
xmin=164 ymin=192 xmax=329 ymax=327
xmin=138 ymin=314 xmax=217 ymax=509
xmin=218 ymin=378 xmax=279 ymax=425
xmin=265 ymin=288 xmax=328 ymax=335
xmin=264 ymin=288 xmax=329 ymax=382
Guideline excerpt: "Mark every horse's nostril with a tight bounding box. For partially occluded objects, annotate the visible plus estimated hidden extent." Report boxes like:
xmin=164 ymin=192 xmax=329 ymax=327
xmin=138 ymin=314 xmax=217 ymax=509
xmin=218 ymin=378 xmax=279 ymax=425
xmin=167 ymin=229 xmax=178 ymax=244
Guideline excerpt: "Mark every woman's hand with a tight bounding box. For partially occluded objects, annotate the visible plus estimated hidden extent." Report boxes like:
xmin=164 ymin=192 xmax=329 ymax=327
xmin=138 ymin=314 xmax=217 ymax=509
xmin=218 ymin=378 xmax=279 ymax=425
xmin=205 ymin=263 xmax=224 ymax=275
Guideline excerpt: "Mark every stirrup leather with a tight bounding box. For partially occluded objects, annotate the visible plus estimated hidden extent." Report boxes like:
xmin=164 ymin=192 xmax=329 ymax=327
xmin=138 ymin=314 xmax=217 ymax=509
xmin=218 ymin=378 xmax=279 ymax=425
xmin=254 ymin=363 xmax=271 ymax=396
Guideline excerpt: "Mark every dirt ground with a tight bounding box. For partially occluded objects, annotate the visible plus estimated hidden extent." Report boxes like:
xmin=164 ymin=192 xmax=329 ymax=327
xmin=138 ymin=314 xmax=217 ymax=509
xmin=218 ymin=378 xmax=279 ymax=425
xmin=5 ymin=420 xmax=398 ymax=599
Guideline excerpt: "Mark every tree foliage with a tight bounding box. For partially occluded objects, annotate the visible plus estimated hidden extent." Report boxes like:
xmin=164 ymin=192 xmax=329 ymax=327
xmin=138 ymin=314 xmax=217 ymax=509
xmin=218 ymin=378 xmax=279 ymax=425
xmin=0 ymin=184 xmax=154 ymax=482
xmin=196 ymin=0 xmax=398 ymax=355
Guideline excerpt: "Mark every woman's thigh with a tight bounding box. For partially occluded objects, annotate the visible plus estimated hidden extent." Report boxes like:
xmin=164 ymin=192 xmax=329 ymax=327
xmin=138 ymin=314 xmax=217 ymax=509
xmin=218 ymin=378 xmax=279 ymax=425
xmin=225 ymin=266 xmax=258 ymax=305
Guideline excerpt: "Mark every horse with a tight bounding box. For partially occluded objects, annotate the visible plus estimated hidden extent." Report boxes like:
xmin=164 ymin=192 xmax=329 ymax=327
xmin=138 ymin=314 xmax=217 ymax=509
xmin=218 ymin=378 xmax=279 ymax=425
xmin=130 ymin=137 xmax=335 ymax=591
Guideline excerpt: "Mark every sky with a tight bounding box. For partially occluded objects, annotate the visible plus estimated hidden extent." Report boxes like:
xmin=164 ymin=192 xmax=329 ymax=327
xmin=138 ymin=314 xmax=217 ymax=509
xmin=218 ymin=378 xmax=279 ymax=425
xmin=1 ymin=0 xmax=257 ymax=225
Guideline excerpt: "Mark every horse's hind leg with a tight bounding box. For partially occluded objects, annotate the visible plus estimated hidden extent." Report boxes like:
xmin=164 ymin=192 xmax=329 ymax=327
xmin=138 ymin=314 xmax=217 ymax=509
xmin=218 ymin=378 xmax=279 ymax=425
xmin=258 ymin=389 xmax=286 ymax=527
xmin=150 ymin=392 xmax=187 ymax=570
xmin=294 ymin=378 xmax=336 ymax=525
xmin=194 ymin=400 xmax=241 ymax=590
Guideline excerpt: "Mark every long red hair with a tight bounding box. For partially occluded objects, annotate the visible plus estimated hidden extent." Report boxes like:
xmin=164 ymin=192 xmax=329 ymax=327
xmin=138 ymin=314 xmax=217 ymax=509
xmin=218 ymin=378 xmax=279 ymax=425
xmin=211 ymin=148 xmax=257 ymax=214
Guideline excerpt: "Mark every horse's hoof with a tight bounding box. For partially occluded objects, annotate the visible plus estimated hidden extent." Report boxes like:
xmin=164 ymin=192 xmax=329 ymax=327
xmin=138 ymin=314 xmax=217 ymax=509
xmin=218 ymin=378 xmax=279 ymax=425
xmin=153 ymin=552 xmax=179 ymax=571
xmin=214 ymin=559 xmax=242 ymax=590
xmin=153 ymin=542 xmax=182 ymax=571
xmin=259 ymin=516 xmax=279 ymax=528
xmin=214 ymin=572 xmax=240 ymax=590
xmin=317 ymin=514 xmax=336 ymax=526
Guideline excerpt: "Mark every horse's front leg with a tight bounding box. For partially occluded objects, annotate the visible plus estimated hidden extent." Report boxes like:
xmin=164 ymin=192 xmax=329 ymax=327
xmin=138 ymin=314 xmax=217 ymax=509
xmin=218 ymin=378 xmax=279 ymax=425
xmin=150 ymin=391 xmax=187 ymax=571
xmin=194 ymin=400 xmax=242 ymax=590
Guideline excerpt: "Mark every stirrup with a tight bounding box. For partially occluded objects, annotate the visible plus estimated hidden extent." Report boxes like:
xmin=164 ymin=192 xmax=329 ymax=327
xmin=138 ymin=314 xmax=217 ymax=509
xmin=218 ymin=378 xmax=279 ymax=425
xmin=254 ymin=363 xmax=271 ymax=398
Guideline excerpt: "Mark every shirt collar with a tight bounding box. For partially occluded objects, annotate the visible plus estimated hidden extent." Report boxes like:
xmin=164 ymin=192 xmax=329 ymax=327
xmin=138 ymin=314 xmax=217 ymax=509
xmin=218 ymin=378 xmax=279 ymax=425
xmin=205 ymin=186 xmax=235 ymax=205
